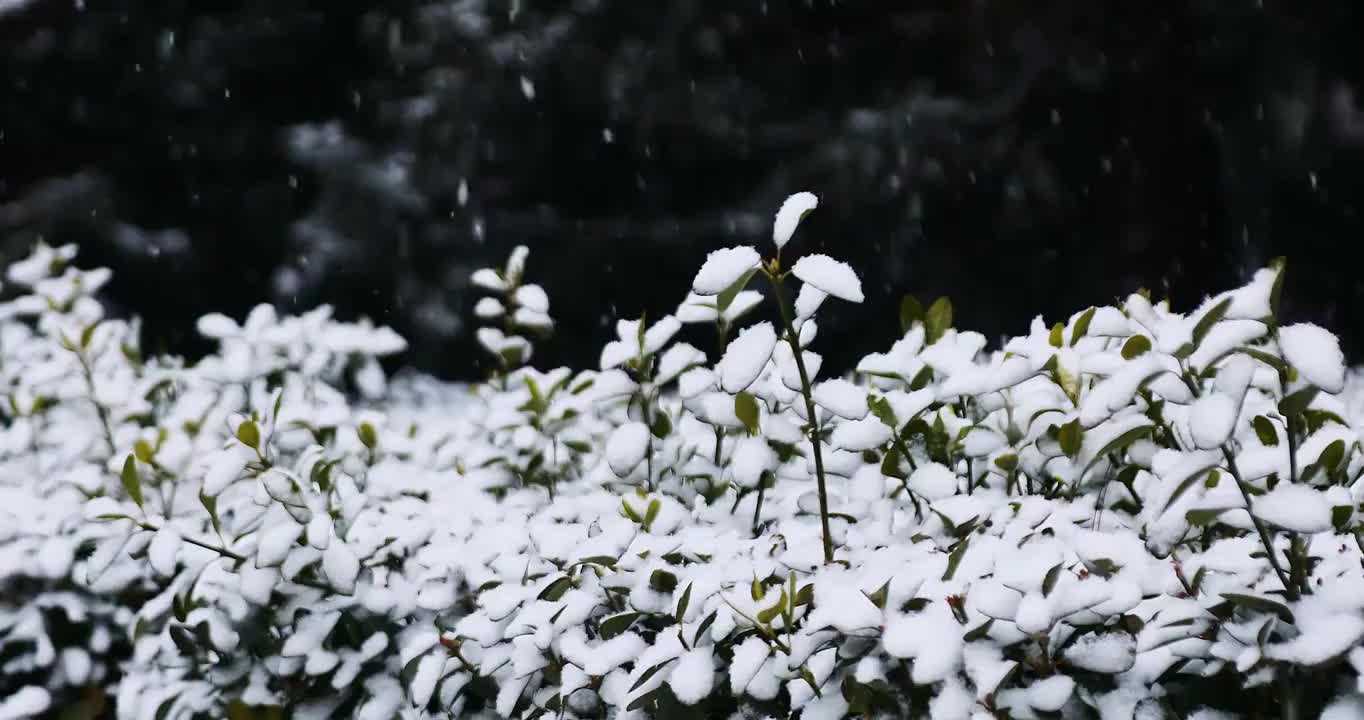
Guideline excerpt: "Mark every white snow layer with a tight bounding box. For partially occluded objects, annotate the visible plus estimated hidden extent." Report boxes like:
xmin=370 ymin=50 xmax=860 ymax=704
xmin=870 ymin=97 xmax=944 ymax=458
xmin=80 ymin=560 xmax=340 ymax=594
xmin=772 ymin=191 xmax=818 ymax=249
xmin=692 ymin=246 xmax=761 ymax=296
xmin=790 ymin=253 xmax=865 ymax=303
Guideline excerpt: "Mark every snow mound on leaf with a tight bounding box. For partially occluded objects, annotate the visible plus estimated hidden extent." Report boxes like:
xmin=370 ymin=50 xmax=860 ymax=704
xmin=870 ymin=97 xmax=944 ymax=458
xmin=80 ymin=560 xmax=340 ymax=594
xmin=1281 ymin=323 xmax=1346 ymax=394
xmin=692 ymin=246 xmax=760 ymax=296
xmin=773 ymin=191 xmax=818 ymax=249
xmin=606 ymin=422 xmax=650 ymax=476
xmin=812 ymin=378 xmax=868 ymax=420
xmin=717 ymin=322 xmax=777 ymax=393
xmin=1254 ymin=483 xmax=1332 ymax=533
xmin=791 ymin=254 xmax=864 ymax=303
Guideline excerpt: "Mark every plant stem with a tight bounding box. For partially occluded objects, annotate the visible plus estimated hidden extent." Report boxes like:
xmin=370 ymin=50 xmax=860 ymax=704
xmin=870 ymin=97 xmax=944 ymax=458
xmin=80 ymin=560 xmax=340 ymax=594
xmin=769 ymin=271 xmax=833 ymax=564
xmin=1221 ymin=448 xmax=1296 ymax=599
xmin=751 ymin=479 xmax=766 ymax=537
xmin=75 ymin=350 xmax=116 ymax=457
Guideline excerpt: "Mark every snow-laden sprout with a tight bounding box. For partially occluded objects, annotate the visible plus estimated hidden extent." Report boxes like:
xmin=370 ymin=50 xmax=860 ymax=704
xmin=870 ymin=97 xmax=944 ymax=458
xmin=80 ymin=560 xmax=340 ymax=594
xmin=471 ymin=245 xmax=553 ymax=375
xmin=2 ymin=228 xmax=1364 ymax=720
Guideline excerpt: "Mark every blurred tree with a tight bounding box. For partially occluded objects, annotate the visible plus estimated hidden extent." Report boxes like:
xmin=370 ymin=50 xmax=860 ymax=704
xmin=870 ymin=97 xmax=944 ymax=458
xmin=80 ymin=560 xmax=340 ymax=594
xmin=3 ymin=0 xmax=1363 ymax=377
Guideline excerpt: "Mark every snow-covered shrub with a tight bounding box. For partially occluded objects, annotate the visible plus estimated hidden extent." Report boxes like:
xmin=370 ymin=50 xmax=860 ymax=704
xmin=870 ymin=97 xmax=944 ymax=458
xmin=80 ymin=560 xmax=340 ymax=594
xmin=5 ymin=192 xmax=1364 ymax=719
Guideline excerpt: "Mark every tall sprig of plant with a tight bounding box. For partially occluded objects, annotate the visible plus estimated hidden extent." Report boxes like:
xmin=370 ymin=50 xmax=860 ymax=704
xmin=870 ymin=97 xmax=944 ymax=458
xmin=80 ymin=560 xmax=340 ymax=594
xmin=687 ymin=192 xmax=868 ymax=564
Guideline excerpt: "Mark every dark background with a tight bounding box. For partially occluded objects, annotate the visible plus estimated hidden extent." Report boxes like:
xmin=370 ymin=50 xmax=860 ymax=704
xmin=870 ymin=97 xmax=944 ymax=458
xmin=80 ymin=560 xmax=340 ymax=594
xmin=2 ymin=0 xmax=1362 ymax=379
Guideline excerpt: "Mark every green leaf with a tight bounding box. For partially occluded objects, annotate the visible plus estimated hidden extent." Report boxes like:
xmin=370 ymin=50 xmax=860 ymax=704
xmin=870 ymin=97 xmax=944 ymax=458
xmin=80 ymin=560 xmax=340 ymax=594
xmin=625 ymin=687 xmax=661 ymax=713
xmin=630 ymin=659 xmax=675 ymax=693
xmin=963 ymin=619 xmax=994 ymax=642
xmin=236 ymin=420 xmax=261 ymax=450
xmin=537 ymin=576 xmax=573 ymax=601
xmin=716 ymin=268 xmax=759 ymax=314
xmin=1084 ymin=557 xmax=1121 ymax=578
xmin=1191 ymin=296 xmax=1233 ymax=349
xmin=168 ymin=624 xmax=197 ymax=655
xmin=1268 ymin=257 xmax=1286 ymax=321
xmin=1237 ymin=346 xmax=1291 ymax=376
xmin=867 ymin=395 xmax=897 ymax=428
xmin=133 ymin=439 xmax=155 ymax=464
xmin=993 ymin=453 xmax=1018 ymax=473
xmin=899 ymin=295 xmax=924 ymax=334
xmin=621 ymin=499 xmax=643 ymax=523
xmin=1220 ymin=592 xmax=1295 ymax=623
xmin=1080 ymin=424 xmax=1153 ymax=479
xmin=1278 ymin=386 xmax=1320 ymax=418
xmin=756 ymin=591 xmax=787 ymax=624
xmin=1070 ymin=307 xmax=1096 ymax=346
xmin=1252 ymin=416 xmax=1279 ymax=446
xmin=1048 ymin=322 xmax=1064 ymax=348
xmin=942 ymin=537 xmax=971 ymax=581
xmin=1332 ymin=506 xmax=1353 ymax=532
xmin=1190 ymin=567 xmax=1207 ymax=597
xmin=794 ymin=583 xmax=814 ymax=607
xmin=1121 ymin=335 xmax=1152 ymax=359
xmin=1319 ymin=439 xmax=1346 ymax=474
xmin=908 ymin=364 xmax=934 ymax=391
xmin=925 ymin=297 xmax=953 ymax=345
xmin=880 ymin=446 xmax=905 ymax=480
xmin=200 ymin=491 xmax=221 ymax=536
xmin=799 ymin=667 xmax=822 ymax=698
xmin=1160 ymin=467 xmax=1217 ymax=517
xmin=1057 ymin=419 xmax=1083 ymax=457
xmin=735 ymin=391 xmax=760 ymax=436
xmin=80 ymin=322 xmax=98 ymax=350
xmin=572 ymin=555 xmax=619 ymax=570
xmin=599 ymin=612 xmax=640 ymax=640
xmin=357 ymin=422 xmax=378 ymax=450
xmin=1042 ymin=563 xmax=1063 ymax=597
xmin=694 ymin=610 xmax=719 ymax=645
xmin=643 ymin=499 xmax=661 ymax=530
xmin=120 ymin=455 xmax=143 ymax=509
xmin=649 ymin=569 xmax=678 ymax=593
xmin=1185 ymin=508 xmax=1227 ymax=527
xmin=675 ymin=582 xmax=693 ymax=623
xmin=864 ymin=581 xmax=890 ymax=610
xmin=650 ymin=412 xmax=672 ymax=439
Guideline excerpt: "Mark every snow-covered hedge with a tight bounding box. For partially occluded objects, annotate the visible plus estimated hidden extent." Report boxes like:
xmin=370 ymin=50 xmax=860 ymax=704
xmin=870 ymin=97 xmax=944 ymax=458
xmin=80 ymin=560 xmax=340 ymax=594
xmin=4 ymin=196 xmax=1364 ymax=720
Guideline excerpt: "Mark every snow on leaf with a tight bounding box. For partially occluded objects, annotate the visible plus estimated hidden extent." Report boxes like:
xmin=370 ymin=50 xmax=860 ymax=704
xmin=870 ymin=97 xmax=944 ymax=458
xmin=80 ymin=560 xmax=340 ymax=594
xmin=196 ymin=313 xmax=239 ymax=339
xmin=791 ymin=254 xmax=864 ymax=303
xmin=148 ymin=527 xmax=181 ymax=577
xmin=692 ymin=246 xmax=761 ymax=296
xmin=668 ymin=647 xmax=716 ymax=705
xmin=1280 ymin=323 xmax=1347 ymax=394
xmin=203 ymin=446 xmax=251 ymax=496
xmin=812 ymin=378 xmax=868 ymax=420
xmin=908 ymin=462 xmax=958 ymax=501
xmin=1062 ymin=632 xmax=1135 ymax=673
xmin=773 ymin=191 xmax=818 ymax=249
xmin=831 ymin=417 xmax=892 ymax=451
xmin=323 ymin=538 xmax=361 ymax=595
xmin=731 ymin=436 xmax=775 ymax=488
xmin=470 ymin=268 xmax=506 ymax=292
xmin=0 ymin=687 xmax=50 ymax=720
xmin=606 ymin=422 xmax=651 ymax=476
xmin=1190 ymin=392 xmax=1237 ymax=450
xmin=1254 ymin=483 xmax=1332 ymax=533
xmin=717 ymin=322 xmax=777 ymax=394
xmin=795 ymin=283 xmax=828 ymax=322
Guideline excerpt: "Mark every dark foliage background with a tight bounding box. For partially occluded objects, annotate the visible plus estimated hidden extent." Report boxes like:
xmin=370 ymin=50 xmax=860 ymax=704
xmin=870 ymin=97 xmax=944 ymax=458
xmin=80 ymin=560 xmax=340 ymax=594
xmin=3 ymin=0 xmax=1363 ymax=379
